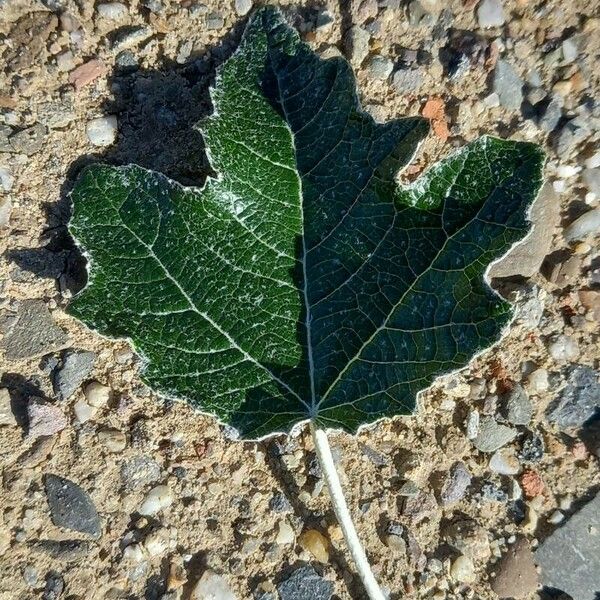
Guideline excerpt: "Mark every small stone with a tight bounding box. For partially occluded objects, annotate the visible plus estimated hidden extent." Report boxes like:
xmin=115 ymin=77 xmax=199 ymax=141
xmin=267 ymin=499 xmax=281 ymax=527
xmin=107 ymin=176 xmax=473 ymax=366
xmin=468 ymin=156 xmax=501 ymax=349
xmin=493 ymin=60 xmax=523 ymax=110
xmin=206 ymin=12 xmax=224 ymax=30
xmin=465 ymin=409 xmax=480 ymax=439
xmin=0 ymin=389 xmax=16 ymax=427
xmin=547 ymin=334 xmax=579 ymax=362
xmin=56 ymin=50 xmax=75 ymax=72
xmin=366 ymin=55 xmax=394 ymax=80
xmin=518 ymin=434 xmax=544 ymax=464
xmin=277 ymin=565 xmax=333 ymax=600
xmin=234 ymin=0 xmax=252 ymax=16
xmin=563 ymin=208 xmax=600 ymax=241
xmin=73 ymin=400 xmax=95 ymax=424
xmin=500 ymin=384 xmax=532 ymax=425
xmin=527 ymin=368 xmax=548 ymax=394
xmin=0 ymin=196 xmax=11 ymax=227
xmin=441 ymin=462 xmax=471 ymax=505
xmin=450 ymin=555 xmax=475 ymax=583
xmin=345 ymin=26 xmax=370 ymax=67
xmin=391 ymin=68 xmax=422 ymax=93
xmin=139 ymin=485 xmax=173 ymax=516
xmin=489 ymin=448 xmax=520 ymax=475
xmin=69 ymin=59 xmax=107 ymax=90
xmin=316 ymin=9 xmax=335 ymax=31
xmin=44 ymin=474 xmax=101 ymax=538
xmin=143 ymin=528 xmax=169 ymax=556
xmin=298 ymin=529 xmax=330 ymax=563
xmin=269 ymin=492 xmax=292 ymax=513
xmin=53 ymin=350 xmax=96 ymax=400
xmin=191 ymin=570 xmax=237 ymax=600
xmin=521 ymin=470 xmax=544 ymax=498
xmin=491 ymin=537 xmax=538 ymax=598
xmin=42 ymin=570 xmax=64 ymax=600
xmin=547 ymin=365 xmax=599 ymax=430
xmin=561 ymin=38 xmax=578 ymax=63
xmin=548 ymin=510 xmax=564 ymax=525
xmin=18 ymin=436 xmax=56 ymax=468
xmin=476 ymin=0 xmax=505 ymax=28
xmin=141 ymin=0 xmax=163 ymax=12
xmin=0 ymin=166 xmax=13 ymax=191
xmin=472 ymin=417 xmax=518 ymax=453
xmin=121 ymin=455 xmax=161 ymax=490
xmin=583 ymin=168 xmax=600 ymax=196
xmin=9 ymin=123 xmax=46 ymax=155
xmin=27 ymin=398 xmax=68 ymax=439
xmin=384 ymin=533 xmax=407 ymax=555
xmin=98 ymin=427 xmax=127 ymax=452
xmin=96 ymin=2 xmax=128 ymax=19
xmin=536 ymin=493 xmax=600 ymax=599
xmin=111 ymin=26 xmax=152 ymax=51
xmin=30 ymin=539 xmax=90 ymax=562
xmin=481 ymin=481 xmax=509 ymax=503
xmin=275 ymin=520 xmax=295 ymax=545
xmin=84 ymin=381 xmax=110 ymax=407
xmin=86 ymin=116 xmax=117 ymax=147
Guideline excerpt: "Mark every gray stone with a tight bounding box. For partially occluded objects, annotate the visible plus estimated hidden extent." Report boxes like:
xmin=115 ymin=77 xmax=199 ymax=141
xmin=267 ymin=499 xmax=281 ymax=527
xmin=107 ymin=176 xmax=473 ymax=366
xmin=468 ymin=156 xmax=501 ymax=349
xmin=120 ymin=455 xmax=161 ymax=490
xmin=538 ymin=94 xmax=563 ymax=133
xmin=345 ymin=26 xmax=370 ymax=67
xmin=42 ymin=571 xmax=64 ymax=600
xmin=563 ymin=207 xmax=600 ymax=241
xmin=492 ymin=60 xmax=523 ymax=110
xmin=441 ymin=462 xmax=472 ymax=505
xmin=27 ymin=397 xmax=68 ymax=439
xmin=1 ymin=300 xmax=69 ymax=360
xmin=30 ymin=539 xmax=91 ymax=562
xmin=141 ymin=0 xmax=163 ymax=13
xmin=490 ymin=183 xmax=559 ymax=278
xmin=547 ymin=365 xmax=599 ymax=430
xmin=111 ymin=26 xmax=152 ymax=51
xmin=555 ymin=117 xmax=591 ymax=154
xmin=500 ymin=384 xmax=532 ymax=425
xmin=9 ymin=123 xmax=46 ymax=155
xmin=472 ymin=417 xmax=518 ymax=453
xmin=234 ymin=0 xmax=252 ymax=16
xmin=53 ymin=350 xmax=97 ymax=400
xmin=277 ymin=565 xmax=333 ymax=600
xmin=366 ymin=55 xmax=394 ymax=80
xmin=0 ymin=166 xmax=14 ymax=192
xmin=191 ymin=570 xmax=236 ymax=599
xmin=0 ymin=388 xmax=16 ymax=426
xmin=583 ymin=168 xmax=600 ymax=196
xmin=536 ymin=493 xmax=600 ymax=600
xmin=391 ymin=68 xmax=422 ymax=93
xmin=476 ymin=0 xmax=505 ymax=28
xmin=0 ymin=124 xmax=13 ymax=152
xmin=38 ymin=99 xmax=76 ymax=129
xmin=206 ymin=12 xmax=224 ymax=29
xmin=44 ymin=474 xmax=101 ymax=538
xmin=407 ymin=0 xmax=432 ymax=26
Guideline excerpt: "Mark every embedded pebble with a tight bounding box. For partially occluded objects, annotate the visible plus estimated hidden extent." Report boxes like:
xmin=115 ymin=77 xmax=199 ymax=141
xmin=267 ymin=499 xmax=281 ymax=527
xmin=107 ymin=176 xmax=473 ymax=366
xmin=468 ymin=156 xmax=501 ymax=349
xmin=563 ymin=208 xmax=600 ymax=241
xmin=366 ymin=55 xmax=394 ymax=80
xmin=97 ymin=2 xmax=128 ymax=19
xmin=27 ymin=398 xmax=68 ymax=439
xmin=84 ymin=382 xmax=111 ymax=407
xmin=491 ymin=537 xmax=538 ymax=598
xmin=234 ymin=0 xmax=253 ymax=16
xmin=111 ymin=26 xmax=152 ymax=51
xmin=298 ymin=529 xmax=330 ymax=563
xmin=547 ymin=334 xmax=580 ymax=362
xmin=493 ymin=60 xmax=523 ymax=110
xmin=206 ymin=12 xmax=224 ymax=29
xmin=345 ymin=26 xmax=370 ymax=67
xmin=465 ymin=410 xmax=480 ymax=439
xmin=56 ymin=51 xmax=75 ymax=72
xmin=489 ymin=448 xmax=520 ymax=475
xmin=98 ymin=427 xmax=127 ymax=452
xmin=450 ymin=555 xmax=475 ymax=583
xmin=277 ymin=565 xmax=333 ymax=600
xmin=0 ymin=166 xmax=13 ymax=192
xmin=441 ymin=462 xmax=471 ymax=505
xmin=139 ymin=485 xmax=173 ymax=516
xmin=73 ymin=400 xmax=95 ymax=423
xmin=121 ymin=455 xmax=161 ymax=490
xmin=86 ymin=116 xmax=118 ymax=147
xmin=191 ymin=570 xmax=237 ymax=600
xmin=500 ymin=384 xmax=532 ymax=425
xmin=527 ymin=368 xmax=549 ymax=393
xmin=472 ymin=417 xmax=518 ymax=453
xmin=275 ymin=520 xmax=295 ymax=545
xmin=44 ymin=474 xmax=101 ymax=538
xmin=477 ymin=0 xmax=505 ymax=28
xmin=0 ymin=388 xmax=17 ymax=427
xmin=53 ymin=350 xmax=97 ymax=400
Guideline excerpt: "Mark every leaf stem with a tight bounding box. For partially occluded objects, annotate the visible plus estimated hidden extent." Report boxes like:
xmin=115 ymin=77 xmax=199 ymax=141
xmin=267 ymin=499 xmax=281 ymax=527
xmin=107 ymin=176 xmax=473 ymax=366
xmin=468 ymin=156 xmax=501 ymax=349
xmin=310 ymin=421 xmax=386 ymax=600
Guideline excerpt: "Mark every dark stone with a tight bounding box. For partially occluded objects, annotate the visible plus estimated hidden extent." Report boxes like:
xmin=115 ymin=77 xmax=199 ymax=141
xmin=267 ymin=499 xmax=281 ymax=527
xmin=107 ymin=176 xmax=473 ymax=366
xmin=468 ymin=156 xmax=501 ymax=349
xmin=538 ymin=94 xmax=563 ymax=133
xmin=536 ymin=493 xmax=600 ymax=599
xmin=500 ymin=384 xmax=532 ymax=425
xmin=44 ymin=474 xmax=101 ymax=538
xmin=547 ymin=365 xmax=599 ymax=430
xmin=52 ymin=350 xmax=97 ymax=400
xmin=269 ymin=492 xmax=292 ymax=513
xmin=42 ymin=571 xmax=64 ymax=600
xmin=519 ymin=433 xmax=544 ymax=463
xmin=277 ymin=566 xmax=333 ymax=600
xmin=30 ymin=540 xmax=91 ymax=562
xmin=440 ymin=29 xmax=488 ymax=79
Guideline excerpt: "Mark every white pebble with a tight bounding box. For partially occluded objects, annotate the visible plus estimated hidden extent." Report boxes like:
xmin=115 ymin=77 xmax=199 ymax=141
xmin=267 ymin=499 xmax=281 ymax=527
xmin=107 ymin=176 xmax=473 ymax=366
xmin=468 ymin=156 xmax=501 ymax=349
xmin=563 ymin=208 xmax=600 ymax=242
xmin=143 ymin=529 xmax=169 ymax=556
xmin=547 ymin=334 xmax=580 ymax=362
xmin=547 ymin=510 xmax=564 ymax=524
xmin=139 ymin=485 xmax=173 ymax=516
xmin=123 ymin=543 xmax=145 ymax=563
xmin=234 ymin=0 xmax=253 ymax=16
xmin=96 ymin=2 xmax=128 ymax=19
xmin=56 ymin=50 xmax=75 ymax=72
xmin=465 ymin=410 xmax=480 ymax=439
xmin=275 ymin=520 xmax=295 ymax=545
xmin=477 ymin=0 xmax=505 ymax=28
xmin=86 ymin=116 xmax=118 ymax=147
xmin=0 ymin=389 xmax=17 ymax=427
xmin=191 ymin=570 xmax=237 ymax=600
xmin=584 ymin=151 xmax=600 ymax=169
xmin=489 ymin=448 xmax=520 ymax=475
xmin=98 ymin=428 xmax=127 ymax=452
xmin=0 ymin=167 xmax=14 ymax=192
xmin=556 ymin=164 xmax=580 ymax=178
xmin=73 ymin=399 xmax=95 ymax=423
xmin=450 ymin=555 xmax=475 ymax=583
xmin=84 ymin=381 xmax=111 ymax=407
xmin=527 ymin=368 xmax=549 ymax=393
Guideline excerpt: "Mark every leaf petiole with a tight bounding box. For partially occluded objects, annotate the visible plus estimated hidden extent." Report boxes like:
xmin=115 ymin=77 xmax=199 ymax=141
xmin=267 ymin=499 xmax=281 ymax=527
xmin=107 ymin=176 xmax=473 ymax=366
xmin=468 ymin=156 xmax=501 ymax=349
xmin=310 ymin=421 xmax=386 ymax=600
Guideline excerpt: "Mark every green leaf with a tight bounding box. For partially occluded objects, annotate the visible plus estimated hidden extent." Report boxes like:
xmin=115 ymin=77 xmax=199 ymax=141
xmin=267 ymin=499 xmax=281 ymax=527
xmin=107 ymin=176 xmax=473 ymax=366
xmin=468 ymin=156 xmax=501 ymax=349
xmin=68 ymin=7 xmax=544 ymax=438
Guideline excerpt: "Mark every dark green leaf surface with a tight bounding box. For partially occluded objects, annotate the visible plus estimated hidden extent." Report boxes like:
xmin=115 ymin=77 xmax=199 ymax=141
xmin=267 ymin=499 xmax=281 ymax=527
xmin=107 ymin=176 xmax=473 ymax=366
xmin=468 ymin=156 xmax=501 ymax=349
xmin=68 ymin=7 xmax=544 ymax=438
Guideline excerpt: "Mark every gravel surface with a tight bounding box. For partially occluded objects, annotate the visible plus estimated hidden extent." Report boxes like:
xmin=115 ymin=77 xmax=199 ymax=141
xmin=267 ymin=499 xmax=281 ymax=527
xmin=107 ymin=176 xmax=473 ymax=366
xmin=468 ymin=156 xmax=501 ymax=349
xmin=1 ymin=0 xmax=599 ymax=599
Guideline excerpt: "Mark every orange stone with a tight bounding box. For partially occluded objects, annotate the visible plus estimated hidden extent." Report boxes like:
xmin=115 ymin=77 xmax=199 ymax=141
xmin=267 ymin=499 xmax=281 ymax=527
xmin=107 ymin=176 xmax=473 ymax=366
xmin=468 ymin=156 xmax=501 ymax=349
xmin=69 ymin=59 xmax=108 ymax=91
xmin=521 ymin=470 xmax=544 ymax=498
